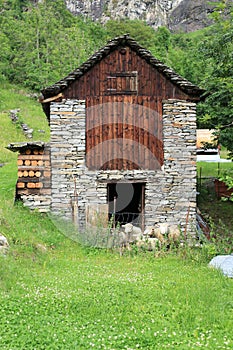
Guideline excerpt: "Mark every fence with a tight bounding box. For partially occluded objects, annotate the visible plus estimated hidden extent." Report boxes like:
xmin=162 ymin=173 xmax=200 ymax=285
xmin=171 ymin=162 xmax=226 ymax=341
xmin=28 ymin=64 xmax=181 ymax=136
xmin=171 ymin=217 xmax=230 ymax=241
xmin=108 ymin=211 xmax=143 ymax=228
xmin=197 ymin=162 xmax=232 ymax=192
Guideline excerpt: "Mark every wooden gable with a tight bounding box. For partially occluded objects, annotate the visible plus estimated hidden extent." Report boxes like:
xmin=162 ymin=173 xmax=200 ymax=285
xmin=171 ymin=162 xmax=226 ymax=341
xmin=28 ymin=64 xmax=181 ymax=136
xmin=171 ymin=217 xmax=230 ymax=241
xmin=62 ymin=45 xmax=191 ymax=100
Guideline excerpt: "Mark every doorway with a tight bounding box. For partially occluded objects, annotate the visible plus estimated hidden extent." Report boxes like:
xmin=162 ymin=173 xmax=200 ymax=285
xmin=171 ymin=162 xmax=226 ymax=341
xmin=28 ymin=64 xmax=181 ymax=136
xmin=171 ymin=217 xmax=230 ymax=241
xmin=107 ymin=182 xmax=145 ymax=228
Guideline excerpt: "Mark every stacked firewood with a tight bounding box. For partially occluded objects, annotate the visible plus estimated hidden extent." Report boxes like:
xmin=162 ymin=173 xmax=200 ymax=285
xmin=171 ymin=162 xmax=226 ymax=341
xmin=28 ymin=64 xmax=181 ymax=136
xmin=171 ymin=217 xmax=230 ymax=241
xmin=16 ymin=148 xmax=50 ymax=194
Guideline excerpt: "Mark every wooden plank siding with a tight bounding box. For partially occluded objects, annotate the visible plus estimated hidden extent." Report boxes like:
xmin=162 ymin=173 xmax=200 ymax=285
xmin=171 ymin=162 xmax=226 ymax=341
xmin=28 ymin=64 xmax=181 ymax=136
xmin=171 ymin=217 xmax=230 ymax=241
xmin=63 ymin=46 xmax=190 ymax=171
xmin=86 ymin=96 xmax=163 ymax=170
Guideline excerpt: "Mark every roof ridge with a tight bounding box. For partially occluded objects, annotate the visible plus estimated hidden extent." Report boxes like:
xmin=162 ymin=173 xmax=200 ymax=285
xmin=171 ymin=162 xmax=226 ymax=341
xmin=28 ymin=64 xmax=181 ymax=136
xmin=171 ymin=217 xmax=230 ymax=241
xmin=41 ymin=35 xmax=205 ymax=98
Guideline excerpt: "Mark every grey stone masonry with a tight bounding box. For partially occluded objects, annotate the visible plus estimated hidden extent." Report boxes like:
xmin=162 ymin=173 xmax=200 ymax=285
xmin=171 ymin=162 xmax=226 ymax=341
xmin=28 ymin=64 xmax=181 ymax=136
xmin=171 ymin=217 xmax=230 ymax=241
xmin=18 ymin=193 xmax=51 ymax=213
xmin=162 ymin=99 xmax=197 ymax=234
xmin=50 ymin=99 xmax=86 ymax=221
xmin=50 ymin=98 xmax=197 ymax=235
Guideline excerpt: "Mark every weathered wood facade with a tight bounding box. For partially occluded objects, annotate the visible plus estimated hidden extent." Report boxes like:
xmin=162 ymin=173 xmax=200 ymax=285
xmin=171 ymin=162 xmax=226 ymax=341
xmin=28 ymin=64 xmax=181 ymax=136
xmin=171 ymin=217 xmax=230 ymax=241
xmin=10 ymin=35 xmax=205 ymax=234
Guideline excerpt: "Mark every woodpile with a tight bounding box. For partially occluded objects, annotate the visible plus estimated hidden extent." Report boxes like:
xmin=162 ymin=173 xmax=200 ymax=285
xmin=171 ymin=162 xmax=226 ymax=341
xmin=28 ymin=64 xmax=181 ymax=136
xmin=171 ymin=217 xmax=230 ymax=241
xmin=16 ymin=148 xmax=51 ymax=195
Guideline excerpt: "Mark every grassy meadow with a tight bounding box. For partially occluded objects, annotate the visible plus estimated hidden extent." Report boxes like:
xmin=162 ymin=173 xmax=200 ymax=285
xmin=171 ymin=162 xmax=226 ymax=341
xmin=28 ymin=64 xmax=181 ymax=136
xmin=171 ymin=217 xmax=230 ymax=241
xmin=1 ymin=241 xmax=233 ymax=349
xmin=197 ymin=161 xmax=233 ymax=179
xmin=0 ymin=84 xmax=233 ymax=349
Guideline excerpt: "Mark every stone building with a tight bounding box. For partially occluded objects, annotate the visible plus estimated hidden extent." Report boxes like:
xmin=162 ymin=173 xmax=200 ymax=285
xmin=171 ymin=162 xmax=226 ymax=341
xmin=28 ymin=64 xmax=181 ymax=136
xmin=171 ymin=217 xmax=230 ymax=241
xmin=9 ymin=35 xmax=205 ymax=234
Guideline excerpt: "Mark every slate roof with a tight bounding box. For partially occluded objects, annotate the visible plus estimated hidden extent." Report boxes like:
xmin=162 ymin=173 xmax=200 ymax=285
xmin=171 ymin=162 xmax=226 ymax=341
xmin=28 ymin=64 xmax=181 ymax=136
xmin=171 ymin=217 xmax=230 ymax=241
xmin=7 ymin=142 xmax=48 ymax=152
xmin=41 ymin=34 xmax=205 ymax=100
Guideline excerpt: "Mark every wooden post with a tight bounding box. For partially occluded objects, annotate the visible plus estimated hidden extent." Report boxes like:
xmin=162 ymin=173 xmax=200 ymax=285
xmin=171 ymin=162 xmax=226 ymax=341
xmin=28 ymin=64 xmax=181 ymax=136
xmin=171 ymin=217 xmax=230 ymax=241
xmin=184 ymin=205 xmax=190 ymax=239
xmin=113 ymin=195 xmax=117 ymax=229
xmin=72 ymin=177 xmax=78 ymax=228
xmin=199 ymin=166 xmax=202 ymax=191
xmin=217 ymin=162 xmax=220 ymax=177
xmin=141 ymin=184 xmax=145 ymax=232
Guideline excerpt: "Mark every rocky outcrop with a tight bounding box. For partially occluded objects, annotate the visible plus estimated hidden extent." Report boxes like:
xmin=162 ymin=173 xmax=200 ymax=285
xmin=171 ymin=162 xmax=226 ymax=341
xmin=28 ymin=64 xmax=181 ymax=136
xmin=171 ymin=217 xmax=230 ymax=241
xmin=64 ymin=0 xmax=219 ymax=32
xmin=169 ymin=0 xmax=218 ymax=33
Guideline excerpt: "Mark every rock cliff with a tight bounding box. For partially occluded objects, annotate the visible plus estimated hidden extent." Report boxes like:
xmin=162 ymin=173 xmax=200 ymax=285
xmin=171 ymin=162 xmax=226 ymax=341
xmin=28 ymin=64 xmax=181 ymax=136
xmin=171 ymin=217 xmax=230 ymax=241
xmin=64 ymin=0 xmax=219 ymax=32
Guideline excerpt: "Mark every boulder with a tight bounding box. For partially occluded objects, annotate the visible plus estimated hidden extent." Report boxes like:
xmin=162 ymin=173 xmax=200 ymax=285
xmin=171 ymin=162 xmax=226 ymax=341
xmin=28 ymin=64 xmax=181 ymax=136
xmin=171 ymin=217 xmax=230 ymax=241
xmin=209 ymin=255 xmax=233 ymax=278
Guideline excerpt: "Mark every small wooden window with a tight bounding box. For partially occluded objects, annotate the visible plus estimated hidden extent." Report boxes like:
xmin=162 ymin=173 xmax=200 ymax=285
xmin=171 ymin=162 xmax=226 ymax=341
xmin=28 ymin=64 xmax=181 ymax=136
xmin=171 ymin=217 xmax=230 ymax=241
xmin=107 ymin=72 xmax=138 ymax=94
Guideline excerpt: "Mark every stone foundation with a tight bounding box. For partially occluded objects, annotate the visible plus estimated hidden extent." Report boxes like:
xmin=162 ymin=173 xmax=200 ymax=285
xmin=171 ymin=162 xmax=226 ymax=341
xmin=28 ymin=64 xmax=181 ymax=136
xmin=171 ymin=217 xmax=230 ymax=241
xmin=18 ymin=193 xmax=51 ymax=212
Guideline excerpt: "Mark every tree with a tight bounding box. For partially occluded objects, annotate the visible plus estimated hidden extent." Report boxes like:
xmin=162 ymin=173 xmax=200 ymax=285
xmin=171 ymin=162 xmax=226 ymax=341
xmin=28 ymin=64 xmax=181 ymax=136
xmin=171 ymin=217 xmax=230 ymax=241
xmin=151 ymin=26 xmax=171 ymax=61
xmin=105 ymin=19 xmax=156 ymax=49
xmin=197 ymin=1 xmax=233 ymax=157
xmin=0 ymin=0 xmax=109 ymax=90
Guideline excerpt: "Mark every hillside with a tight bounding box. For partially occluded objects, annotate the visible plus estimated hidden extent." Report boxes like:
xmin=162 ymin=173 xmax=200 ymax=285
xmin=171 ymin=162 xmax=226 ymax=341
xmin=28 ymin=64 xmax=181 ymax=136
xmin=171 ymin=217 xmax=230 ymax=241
xmin=0 ymin=83 xmax=49 ymax=164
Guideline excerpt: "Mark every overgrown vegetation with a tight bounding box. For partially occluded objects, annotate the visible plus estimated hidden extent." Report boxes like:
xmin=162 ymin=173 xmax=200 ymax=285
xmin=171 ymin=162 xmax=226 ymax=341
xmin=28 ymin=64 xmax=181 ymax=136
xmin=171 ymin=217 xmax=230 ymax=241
xmin=197 ymin=179 xmax=233 ymax=254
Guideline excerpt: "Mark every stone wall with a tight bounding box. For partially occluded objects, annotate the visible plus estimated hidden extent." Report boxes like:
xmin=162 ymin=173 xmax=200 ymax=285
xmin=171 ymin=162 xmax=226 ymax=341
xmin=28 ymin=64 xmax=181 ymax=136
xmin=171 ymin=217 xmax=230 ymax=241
xmin=18 ymin=193 xmax=51 ymax=212
xmin=162 ymin=99 xmax=197 ymax=233
xmin=49 ymin=98 xmax=197 ymax=234
xmin=50 ymin=99 xmax=86 ymax=221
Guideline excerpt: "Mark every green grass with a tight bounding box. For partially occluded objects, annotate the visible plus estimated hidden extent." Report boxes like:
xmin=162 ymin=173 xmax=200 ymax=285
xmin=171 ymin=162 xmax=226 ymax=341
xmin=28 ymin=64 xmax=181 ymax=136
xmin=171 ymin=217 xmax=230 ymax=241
xmin=1 ymin=254 xmax=233 ymax=349
xmin=0 ymin=213 xmax=233 ymax=350
xmin=197 ymin=161 xmax=233 ymax=178
xmin=0 ymin=84 xmax=233 ymax=349
xmin=1 ymin=231 xmax=233 ymax=349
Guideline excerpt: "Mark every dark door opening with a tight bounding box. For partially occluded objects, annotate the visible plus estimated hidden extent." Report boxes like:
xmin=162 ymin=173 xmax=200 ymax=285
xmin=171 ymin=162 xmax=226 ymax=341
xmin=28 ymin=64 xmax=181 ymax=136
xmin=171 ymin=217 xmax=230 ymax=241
xmin=107 ymin=182 xmax=145 ymax=228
